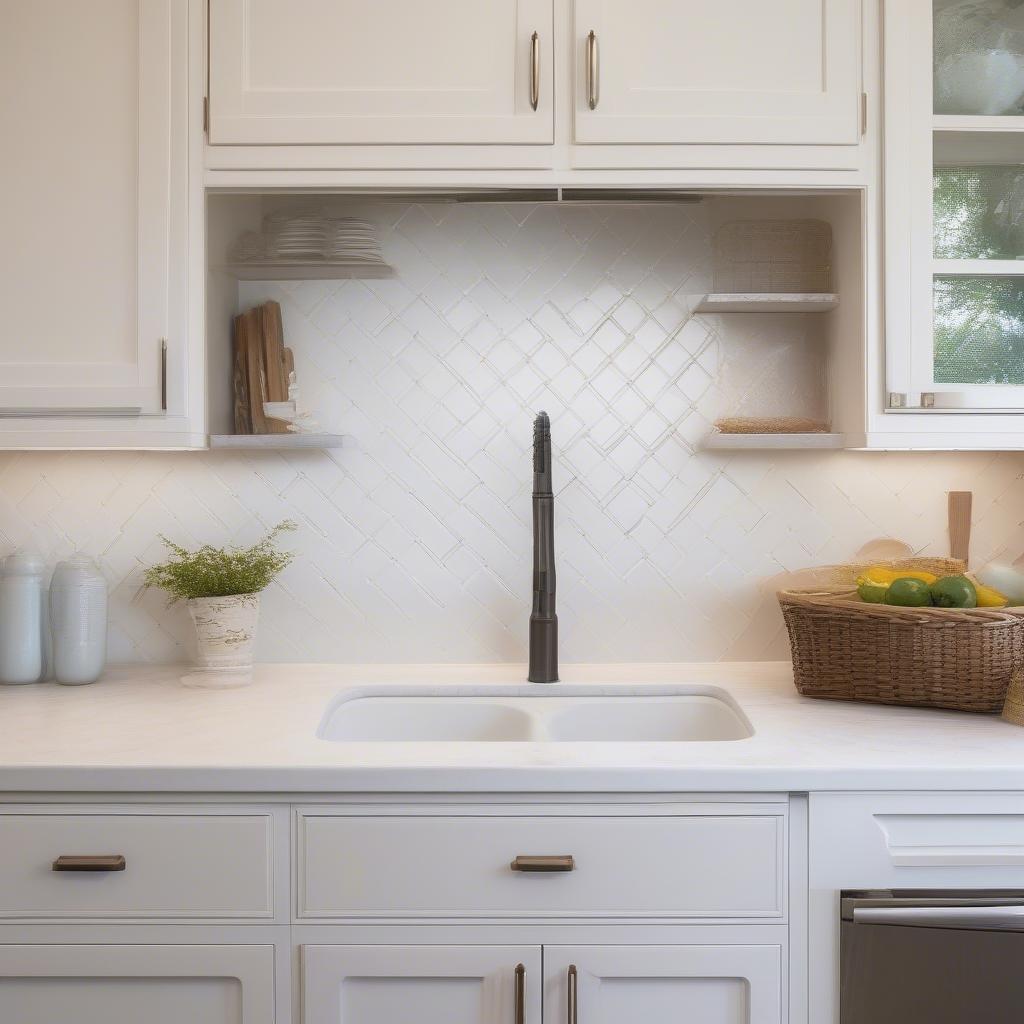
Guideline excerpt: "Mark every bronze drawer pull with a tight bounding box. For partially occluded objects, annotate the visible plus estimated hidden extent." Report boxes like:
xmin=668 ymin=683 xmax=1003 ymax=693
xmin=510 ymin=854 xmax=575 ymax=872
xmin=52 ymin=855 xmax=126 ymax=872
xmin=567 ymin=964 xmax=578 ymax=1024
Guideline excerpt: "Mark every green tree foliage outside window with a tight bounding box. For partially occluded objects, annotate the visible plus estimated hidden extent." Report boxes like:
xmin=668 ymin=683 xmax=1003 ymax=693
xmin=933 ymin=166 xmax=1024 ymax=384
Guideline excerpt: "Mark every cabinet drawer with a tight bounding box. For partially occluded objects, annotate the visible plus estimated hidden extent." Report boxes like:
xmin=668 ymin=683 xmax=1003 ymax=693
xmin=0 ymin=808 xmax=276 ymax=919
xmin=298 ymin=805 xmax=786 ymax=919
xmin=811 ymin=793 xmax=1024 ymax=888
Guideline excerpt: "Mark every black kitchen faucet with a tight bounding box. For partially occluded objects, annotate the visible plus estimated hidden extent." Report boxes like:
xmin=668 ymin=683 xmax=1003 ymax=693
xmin=528 ymin=411 xmax=558 ymax=683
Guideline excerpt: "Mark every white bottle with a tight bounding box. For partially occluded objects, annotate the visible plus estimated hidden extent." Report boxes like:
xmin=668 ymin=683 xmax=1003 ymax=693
xmin=0 ymin=552 xmax=45 ymax=684
xmin=49 ymin=554 xmax=107 ymax=685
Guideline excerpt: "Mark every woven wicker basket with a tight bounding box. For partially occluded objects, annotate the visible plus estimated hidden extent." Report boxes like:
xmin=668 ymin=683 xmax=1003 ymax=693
xmin=779 ymin=557 xmax=1024 ymax=713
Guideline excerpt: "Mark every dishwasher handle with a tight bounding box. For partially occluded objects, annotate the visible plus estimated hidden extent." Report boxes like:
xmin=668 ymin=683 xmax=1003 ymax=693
xmin=852 ymin=904 xmax=1024 ymax=932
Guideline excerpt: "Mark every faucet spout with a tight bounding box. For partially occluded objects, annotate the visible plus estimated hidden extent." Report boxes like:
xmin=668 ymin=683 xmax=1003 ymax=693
xmin=529 ymin=411 xmax=558 ymax=683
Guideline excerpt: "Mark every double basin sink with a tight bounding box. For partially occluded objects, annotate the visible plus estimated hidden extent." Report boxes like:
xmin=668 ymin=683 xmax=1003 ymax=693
xmin=318 ymin=684 xmax=753 ymax=743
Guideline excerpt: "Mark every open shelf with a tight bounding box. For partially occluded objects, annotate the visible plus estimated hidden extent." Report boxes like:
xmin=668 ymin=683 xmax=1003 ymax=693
xmin=208 ymin=433 xmax=351 ymax=450
xmin=695 ymin=293 xmax=839 ymax=313
xmin=221 ymin=263 xmax=394 ymax=281
xmin=703 ymin=431 xmax=845 ymax=450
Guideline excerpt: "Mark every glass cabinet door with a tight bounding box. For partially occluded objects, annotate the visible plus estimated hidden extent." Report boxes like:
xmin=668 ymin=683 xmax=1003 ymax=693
xmin=886 ymin=0 xmax=1024 ymax=410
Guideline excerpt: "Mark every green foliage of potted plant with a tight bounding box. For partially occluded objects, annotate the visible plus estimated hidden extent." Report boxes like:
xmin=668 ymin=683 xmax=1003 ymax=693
xmin=145 ymin=522 xmax=296 ymax=686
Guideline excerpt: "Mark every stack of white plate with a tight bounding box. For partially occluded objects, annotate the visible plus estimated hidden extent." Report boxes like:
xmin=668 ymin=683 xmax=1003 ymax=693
xmin=229 ymin=213 xmax=389 ymax=270
xmin=266 ymin=214 xmax=328 ymax=261
xmin=324 ymin=218 xmax=387 ymax=266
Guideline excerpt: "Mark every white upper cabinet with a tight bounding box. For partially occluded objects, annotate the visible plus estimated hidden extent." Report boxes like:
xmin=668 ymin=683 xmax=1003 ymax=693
xmin=573 ymin=0 xmax=862 ymax=146
xmin=885 ymin=0 xmax=1024 ymax=414
xmin=208 ymin=0 xmax=555 ymax=145
xmin=0 ymin=0 xmax=187 ymax=418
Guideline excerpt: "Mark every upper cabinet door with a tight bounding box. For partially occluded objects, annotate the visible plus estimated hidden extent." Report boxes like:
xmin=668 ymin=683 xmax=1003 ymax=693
xmin=208 ymin=0 xmax=554 ymax=145
xmin=0 ymin=0 xmax=184 ymax=415
xmin=573 ymin=0 xmax=862 ymax=145
xmin=885 ymin=0 xmax=1024 ymax=413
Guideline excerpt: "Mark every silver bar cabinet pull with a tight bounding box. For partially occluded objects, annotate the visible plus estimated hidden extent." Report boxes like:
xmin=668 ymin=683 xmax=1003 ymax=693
xmin=530 ymin=32 xmax=540 ymax=110
xmin=586 ymin=31 xmax=599 ymax=109
xmin=514 ymin=962 xmax=526 ymax=1024
xmin=510 ymin=855 xmax=575 ymax=872
xmin=567 ymin=964 xmax=578 ymax=1024
xmin=52 ymin=855 xmax=126 ymax=872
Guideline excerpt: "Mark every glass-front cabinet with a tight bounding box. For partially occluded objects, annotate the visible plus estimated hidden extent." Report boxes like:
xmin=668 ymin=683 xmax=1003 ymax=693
xmin=886 ymin=0 xmax=1024 ymax=411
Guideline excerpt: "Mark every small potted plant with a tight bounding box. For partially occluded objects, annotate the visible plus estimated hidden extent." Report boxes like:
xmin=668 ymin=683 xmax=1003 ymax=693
xmin=144 ymin=521 xmax=295 ymax=687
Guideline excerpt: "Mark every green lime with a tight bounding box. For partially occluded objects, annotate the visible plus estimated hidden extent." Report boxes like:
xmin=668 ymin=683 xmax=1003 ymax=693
xmin=885 ymin=577 xmax=933 ymax=607
xmin=930 ymin=575 xmax=978 ymax=608
xmin=856 ymin=579 xmax=889 ymax=603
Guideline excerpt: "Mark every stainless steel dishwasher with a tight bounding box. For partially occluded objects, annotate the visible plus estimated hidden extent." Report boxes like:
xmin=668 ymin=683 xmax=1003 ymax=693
xmin=841 ymin=890 xmax=1024 ymax=1022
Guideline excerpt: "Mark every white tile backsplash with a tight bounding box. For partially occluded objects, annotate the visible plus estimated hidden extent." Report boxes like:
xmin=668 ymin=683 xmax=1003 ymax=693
xmin=2 ymin=201 xmax=1024 ymax=664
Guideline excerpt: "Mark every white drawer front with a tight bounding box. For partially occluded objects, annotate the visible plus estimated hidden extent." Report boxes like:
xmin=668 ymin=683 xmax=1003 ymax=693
xmin=811 ymin=793 xmax=1024 ymax=888
xmin=298 ymin=806 xmax=786 ymax=920
xmin=0 ymin=809 xmax=276 ymax=919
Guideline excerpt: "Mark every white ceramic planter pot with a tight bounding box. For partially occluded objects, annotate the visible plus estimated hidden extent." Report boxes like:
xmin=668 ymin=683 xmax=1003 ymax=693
xmin=182 ymin=593 xmax=260 ymax=689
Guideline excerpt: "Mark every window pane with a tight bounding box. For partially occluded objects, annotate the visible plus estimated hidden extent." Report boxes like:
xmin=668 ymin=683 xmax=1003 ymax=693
xmin=934 ymin=275 xmax=1024 ymax=383
xmin=934 ymin=0 xmax=1024 ymax=115
xmin=934 ymin=165 xmax=1024 ymax=258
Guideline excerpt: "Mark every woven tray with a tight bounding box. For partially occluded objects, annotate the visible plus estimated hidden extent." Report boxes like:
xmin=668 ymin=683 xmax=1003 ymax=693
xmin=778 ymin=557 xmax=1024 ymax=713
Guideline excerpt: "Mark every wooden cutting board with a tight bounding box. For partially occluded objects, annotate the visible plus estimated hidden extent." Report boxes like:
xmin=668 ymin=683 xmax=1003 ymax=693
xmin=241 ymin=308 xmax=269 ymax=435
xmin=259 ymin=300 xmax=290 ymax=433
xmin=231 ymin=313 xmax=253 ymax=435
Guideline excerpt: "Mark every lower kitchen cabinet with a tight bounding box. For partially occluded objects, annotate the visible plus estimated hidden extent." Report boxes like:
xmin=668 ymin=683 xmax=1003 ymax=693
xmin=544 ymin=945 xmax=783 ymax=1024
xmin=0 ymin=944 xmax=275 ymax=1024
xmin=303 ymin=943 xmax=781 ymax=1024
xmin=302 ymin=945 xmax=543 ymax=1024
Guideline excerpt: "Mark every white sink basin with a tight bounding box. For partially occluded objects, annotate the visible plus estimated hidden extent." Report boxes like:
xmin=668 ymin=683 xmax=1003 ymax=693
xmin=317 ymin=685 xmax=753 ymax=743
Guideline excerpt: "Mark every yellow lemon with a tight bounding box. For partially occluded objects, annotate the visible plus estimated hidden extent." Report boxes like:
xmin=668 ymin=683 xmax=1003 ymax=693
xmin=861 ymin=565 xmax=938 ymax=587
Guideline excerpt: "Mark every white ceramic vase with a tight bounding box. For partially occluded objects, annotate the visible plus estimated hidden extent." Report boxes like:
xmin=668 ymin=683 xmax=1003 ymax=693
xmin=182 ymin=593 xmax=260 ymax=689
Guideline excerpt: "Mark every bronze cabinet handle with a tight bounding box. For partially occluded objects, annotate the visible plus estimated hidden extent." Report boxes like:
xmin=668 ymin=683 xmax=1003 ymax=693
xmin=568 ymin=964 xmax=578 ymax=1024
xmin=52 ymin=855 xmax=126 ymax=872
xmin=510 ymin=855 xmax=575 ymax=872
xmin=530 ymin=31 xmax=540 ymax=111
xmin=586 ymin=30 xmax=599 ymax=110
xmin=515 ymin=962 xmax=526 ymax=1024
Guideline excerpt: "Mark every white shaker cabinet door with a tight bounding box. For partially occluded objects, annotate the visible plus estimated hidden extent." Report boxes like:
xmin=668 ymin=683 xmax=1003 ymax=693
xmin=303 ymin=945 xmax=542 ymax=1024
xmin=208 ymin=0 xmax=554 ymax=145
xmin=0 ymin=945 xmax=275 ymax=1024
xmin=573 ymin=0 xmax=862 ymax=146
xmin=544 ymin=945 xmax=783 ymax=1024
xmin=0 ymin=0 xmax=186 ymax=415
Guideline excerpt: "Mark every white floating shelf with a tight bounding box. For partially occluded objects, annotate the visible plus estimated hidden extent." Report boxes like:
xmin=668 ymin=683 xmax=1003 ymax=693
xmin=209 ymin=433 xmax=351 ymax=450
xmin=221 ymin=263 xmax=394 ymax=281
xmin=703 ymin=432 xmax=845 ymax=450
xmin=695 ymin=293 xmax=839 ymax=313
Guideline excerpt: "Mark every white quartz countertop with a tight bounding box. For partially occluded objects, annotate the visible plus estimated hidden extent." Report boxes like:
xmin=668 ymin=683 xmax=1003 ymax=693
xmin=1 ymin=662 xmax=1022 ymax=793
